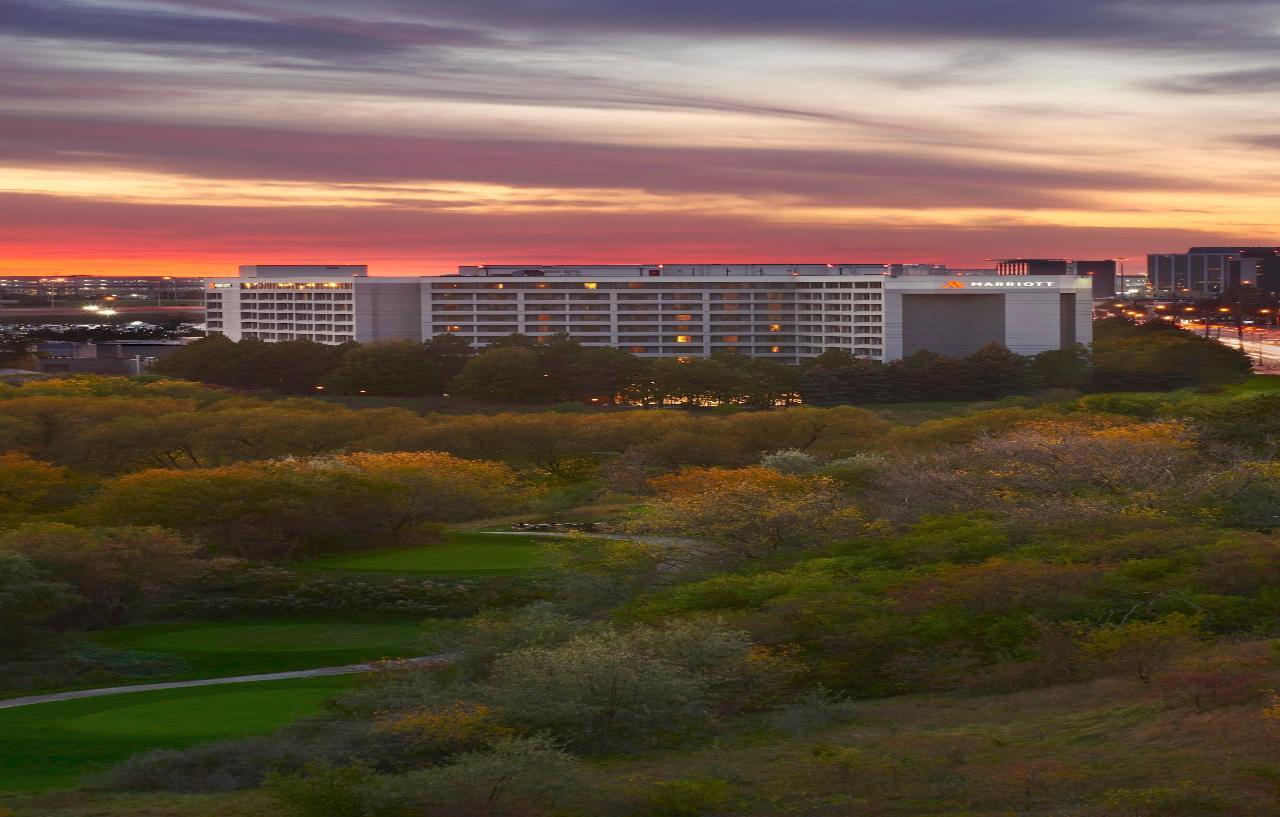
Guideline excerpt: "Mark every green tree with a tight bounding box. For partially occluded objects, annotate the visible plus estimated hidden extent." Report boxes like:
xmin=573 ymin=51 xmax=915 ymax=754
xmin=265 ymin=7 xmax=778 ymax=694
xmin=1092 ymin=319 xmax=1251 ymax=391
xmin=451 ymin=348 xmax=550 ymax=402
xmin=83 ymin=462 xmax=400 ymax=561
xmin=266 ymin=761 xmax=389 ymax=817
xmin=1032 ymin=344 xmax=1091 ymax=390
xmin=965 ymin=343 xmax=1035 ymax=397
xmin=391 ymin=736 xmax=583 ymax=816
xmin=0 ymin=551 xmax=74 ymax=646
xmin=423 ymin=333 xmax=474 ymax=385
xmin=488 ymin=624 xmax=753 ymax=750
xmin=1079 ymin=613 xmax=1202 ymax=683
xmin=570 ymin=346 xmax=647 ymax=404
xmin=324 ymin=340 xmax=444 ymax=396
xmin=634 ymin=466 xmax=865 ymax=565
xmin=0 ymin=523 xmax=200 ymax=626
xmin=0 ymin=453 xmax=81 ymax=523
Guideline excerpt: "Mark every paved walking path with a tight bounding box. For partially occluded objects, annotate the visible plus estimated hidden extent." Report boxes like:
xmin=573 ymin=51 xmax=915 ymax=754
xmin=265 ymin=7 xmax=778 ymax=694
xmin=0 ymin=654 xmax=451 ymax=711
xmin=490 ymin=530 xmax=706 ymax=548
xmin=1 ymin=532 xmax=690 ymax=712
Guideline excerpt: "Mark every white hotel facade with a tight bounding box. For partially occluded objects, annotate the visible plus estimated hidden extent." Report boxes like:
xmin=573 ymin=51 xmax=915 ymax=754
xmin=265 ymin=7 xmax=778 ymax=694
xmin=206 ymin=264 xmax=1093 ymax=362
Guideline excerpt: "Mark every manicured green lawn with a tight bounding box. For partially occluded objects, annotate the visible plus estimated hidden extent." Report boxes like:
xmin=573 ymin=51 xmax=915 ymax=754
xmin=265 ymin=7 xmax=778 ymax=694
xmin=0 ymin=675 xmax=351 ymax=792
xmin=1220 ymin=373 xmax=1280 ymax=396
xmin=304 ymin=531 xmax=553 ymax=575
xmin=91 ymin=614 xmax=435 ymax=679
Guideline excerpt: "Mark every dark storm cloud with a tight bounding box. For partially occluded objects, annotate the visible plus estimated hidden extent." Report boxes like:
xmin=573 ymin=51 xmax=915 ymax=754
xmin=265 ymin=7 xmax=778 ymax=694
xmin=367 ymin=0 xmax=1280 ymax=48
xmin=0 ymin=113 xmax=1219 ymax=210
xmin=0 ymin=0 xmax=490 ymax=59
xmin=59 ymin=0 xmax=1280 ymax=50
xmin=1156 ymin=65 xmax=1280 ymax=94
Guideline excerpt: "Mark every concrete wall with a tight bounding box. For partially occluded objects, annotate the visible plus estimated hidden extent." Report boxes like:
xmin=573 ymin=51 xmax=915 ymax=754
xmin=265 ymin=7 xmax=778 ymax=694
xmin=1002 ymin=290 xmax=1066 ymax=356
xmin=900 ymin=294 xmax=1005 ymax=357
xmin=354 ymin=281 xmax=422 ymax=343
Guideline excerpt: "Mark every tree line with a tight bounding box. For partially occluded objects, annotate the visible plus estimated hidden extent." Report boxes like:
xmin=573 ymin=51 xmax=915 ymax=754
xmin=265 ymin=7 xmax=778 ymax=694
xmin=154 ymin=318 xmax=1251 ymax=406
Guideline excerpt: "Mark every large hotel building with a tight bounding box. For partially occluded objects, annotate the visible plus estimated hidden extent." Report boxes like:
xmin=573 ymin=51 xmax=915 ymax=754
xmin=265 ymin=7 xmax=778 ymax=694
xmin=206 ymin=263 xmax=1093 ymax=362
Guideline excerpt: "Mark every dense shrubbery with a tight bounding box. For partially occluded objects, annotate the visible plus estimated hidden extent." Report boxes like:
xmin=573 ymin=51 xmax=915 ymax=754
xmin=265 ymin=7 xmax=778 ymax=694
xmin=152 ymin=319 xmax=1251 ymax=407
xmin=0 ymin=640 xmax=187 ymax=693
xmin=5 ymin=338 xmax=1280 ymax=816
xmin=167 ymin=568 xmax=547 ymax=619
xmin=799 ymin=320 xmax=1249 ymax=404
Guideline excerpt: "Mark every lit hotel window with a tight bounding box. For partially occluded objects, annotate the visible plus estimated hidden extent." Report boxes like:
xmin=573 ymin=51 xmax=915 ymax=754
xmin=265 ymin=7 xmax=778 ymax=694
xmin=769 ymin=324 xmax=782 ymax=331
xmin=675 ymin=335 xmax=692 ymax=343
xmin=675 ymin=313 xmax=692 ymax=321
xmin=770 ymin=346 xmax=781 ymax=353
xmin=447 ymin=325 xmax=461 ymax=332
xmin=584 ymin=282 xmax=598 ymax=290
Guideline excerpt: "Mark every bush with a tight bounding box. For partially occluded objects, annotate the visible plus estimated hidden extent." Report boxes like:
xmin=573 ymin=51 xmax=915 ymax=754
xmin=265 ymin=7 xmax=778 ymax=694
xmin=1079 ymin=614 xmax=1203 ymax=683
xmin=389 ymin=735 xmax=583 ymax=817
xmin=100 ymin=736 xmax=320 ymax=793
xmin=638 ymin=778 xmax=734 ymax=817
xmin=485 ymin=621 xmax=759 ymax=752
xmin=99 ymin=718 xmax=388 ymax=793
xmin=0 ymin=640 xmax=187 ymax=693
xmin=1097 ymin=783 xmax=1230 ymax=817
xmin=266 ymin=761 xmax=398 ymax=817
xmin=760 ymin=449 xmax=818 ymax=475
xmin=168 ymin=567 xmax=547 ymax=619
xmin=770 ymin=687 xmax=857 ymax=736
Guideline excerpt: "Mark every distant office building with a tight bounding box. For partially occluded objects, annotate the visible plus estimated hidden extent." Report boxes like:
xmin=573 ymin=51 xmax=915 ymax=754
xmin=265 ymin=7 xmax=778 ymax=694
xmin=36 ymin=338 xmax=194 ymax=375
xmin=209 ymin=263 xmax=1092 ymax=362
xmin=995 ymin=259 xmax=1077 ymax=276
xmin=1147 ymin=247 xmax=1280 ymax=297
xmin=1075 ymin=260 xmax=1119 ymax=299
xmin=1117 ymin=275 xmax=1149 ymax=297
xmin=995 ymin=258 xmax=1120 ymax=299
xmin=0 ymin=275 xmax=203 ymax=303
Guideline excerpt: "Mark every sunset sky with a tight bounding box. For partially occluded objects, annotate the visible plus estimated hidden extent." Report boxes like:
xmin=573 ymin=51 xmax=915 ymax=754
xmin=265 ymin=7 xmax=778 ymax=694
xmin=3 ymin=0 xmax=1280 ymax=276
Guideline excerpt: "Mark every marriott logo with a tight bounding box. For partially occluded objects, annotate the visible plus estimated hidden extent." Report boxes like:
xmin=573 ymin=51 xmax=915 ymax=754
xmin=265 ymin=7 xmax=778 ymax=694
xmin=941 ymin=280 xmax=1057 ymax=289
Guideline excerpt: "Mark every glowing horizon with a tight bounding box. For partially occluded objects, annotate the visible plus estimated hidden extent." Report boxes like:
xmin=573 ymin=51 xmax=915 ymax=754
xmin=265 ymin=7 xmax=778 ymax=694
xmin=3 ymin=1 xmax=1279 ymax=278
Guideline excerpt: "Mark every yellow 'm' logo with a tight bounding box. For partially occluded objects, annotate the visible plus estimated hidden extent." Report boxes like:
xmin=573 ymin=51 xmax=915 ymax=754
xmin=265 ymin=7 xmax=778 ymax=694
xmin=942 ymin=280 xmax=965 ymax=289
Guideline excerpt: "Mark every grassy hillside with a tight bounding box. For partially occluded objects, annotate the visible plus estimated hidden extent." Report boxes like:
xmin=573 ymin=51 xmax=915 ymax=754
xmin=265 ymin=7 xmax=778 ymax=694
xmin=8 ymin=639 xmax=1277 ymax=815
xmin=0 ymin=676 xmax=353 ymax=794
xmin=90 ymin=615 xmax=435 ymax=679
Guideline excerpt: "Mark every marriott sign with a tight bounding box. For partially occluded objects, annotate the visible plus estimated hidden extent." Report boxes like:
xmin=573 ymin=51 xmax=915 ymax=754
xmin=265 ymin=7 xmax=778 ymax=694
xmin=942 ymin=280 xmax=1057 ymax=288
